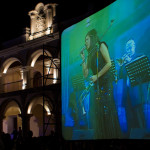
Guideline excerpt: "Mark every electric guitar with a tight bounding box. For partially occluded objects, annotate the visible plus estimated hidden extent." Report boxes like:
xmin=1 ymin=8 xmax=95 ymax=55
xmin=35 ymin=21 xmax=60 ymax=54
xmin=78 ymin=80 xmax=94 ymax=115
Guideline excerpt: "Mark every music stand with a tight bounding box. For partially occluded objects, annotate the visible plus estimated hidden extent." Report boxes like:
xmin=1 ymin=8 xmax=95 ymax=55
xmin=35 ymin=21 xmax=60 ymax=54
xmin=125 ymin=55 xmax=150 ymax=87
xmin=71 ymin=73 xmax=86 ymax=91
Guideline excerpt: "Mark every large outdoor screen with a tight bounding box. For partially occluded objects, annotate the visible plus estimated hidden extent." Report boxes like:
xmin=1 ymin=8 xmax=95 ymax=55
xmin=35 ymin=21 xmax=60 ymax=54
xmin=61 ymin=0 xmax=150 ymax=140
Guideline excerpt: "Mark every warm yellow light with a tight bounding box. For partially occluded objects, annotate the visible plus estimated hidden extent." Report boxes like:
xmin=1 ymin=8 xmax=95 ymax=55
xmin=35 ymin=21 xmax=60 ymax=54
xmin=53 ymin=69 xmax=57 ymax=84
xmin=31 ymin=53 xmax=42 ymax=67
xmin=27 ymin=104 xmax=32 ymax=114
xmin=3 ymin=58 xmax=21 ymax=73
xmin=31 ymin=49 xmax=51 ymax=67
xmin=27 ymin=102 xmax=51 ymax=115
xmin=45 ymin=105 xmax=51 ymax=115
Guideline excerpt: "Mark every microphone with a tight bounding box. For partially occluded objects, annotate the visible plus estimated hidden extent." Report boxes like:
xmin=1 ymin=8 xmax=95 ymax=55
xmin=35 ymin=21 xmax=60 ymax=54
xmin=80 ymin=45 xmax=86 ymax=54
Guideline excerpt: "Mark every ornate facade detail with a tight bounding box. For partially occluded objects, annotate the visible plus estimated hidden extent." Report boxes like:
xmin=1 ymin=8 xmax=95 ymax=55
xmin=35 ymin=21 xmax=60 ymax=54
xmin=28 ymin=3 xmax=57 ymax=40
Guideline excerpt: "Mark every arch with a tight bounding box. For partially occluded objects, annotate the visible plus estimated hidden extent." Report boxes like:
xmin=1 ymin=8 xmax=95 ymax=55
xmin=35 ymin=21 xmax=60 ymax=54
xmin=27 ymin=95 xmax=53 ymax=115
xmin=26 ymin=95 xmax=54 ymax=137
xmin=3 ymin=100 xmax=21 ymax=115
xmin=35 ymin=3 xmax=44 ymax=12
xmin=29 ymin=49 xmax=52 ymax=67
xmin=0 ymin=99 xmax=22 ymax=134
xmin=0 ymin=98 xmax=22 ymax=115
xmin=2 ymin=57 xmax=22 ymax=74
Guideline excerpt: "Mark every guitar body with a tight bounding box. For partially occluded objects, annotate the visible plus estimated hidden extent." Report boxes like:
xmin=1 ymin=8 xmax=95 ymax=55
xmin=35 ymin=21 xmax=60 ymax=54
xmin=78 ymin=80 xmax=94 ymax=116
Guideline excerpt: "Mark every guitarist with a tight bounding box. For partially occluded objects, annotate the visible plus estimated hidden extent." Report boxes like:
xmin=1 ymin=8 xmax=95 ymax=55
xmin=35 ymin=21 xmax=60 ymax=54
xmin=80 ymin=29 xmax=121 ymax=139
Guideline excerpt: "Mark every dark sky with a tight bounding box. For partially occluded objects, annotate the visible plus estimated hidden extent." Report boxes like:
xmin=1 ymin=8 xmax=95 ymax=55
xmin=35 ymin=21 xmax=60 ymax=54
xmin=0 ymin=0 xmax=115 ymax=44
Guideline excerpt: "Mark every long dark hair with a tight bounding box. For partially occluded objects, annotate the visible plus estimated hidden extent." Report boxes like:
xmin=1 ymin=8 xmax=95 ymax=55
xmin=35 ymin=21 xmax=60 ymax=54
xmin=86 ymin=29 xmax=108 ymax=69
xmin=85 ymin=29 xmax=100 ymax=53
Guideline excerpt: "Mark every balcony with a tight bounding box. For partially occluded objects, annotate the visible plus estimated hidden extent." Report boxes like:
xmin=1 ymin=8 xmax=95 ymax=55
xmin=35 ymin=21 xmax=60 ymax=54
xmin=0 ymin=75 xmax=60 ymax=94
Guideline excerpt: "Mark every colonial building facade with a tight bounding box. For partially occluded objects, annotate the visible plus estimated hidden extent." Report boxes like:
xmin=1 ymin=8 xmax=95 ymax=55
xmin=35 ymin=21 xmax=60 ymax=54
xmin=0 ymin=2 xmax=61 ymax=138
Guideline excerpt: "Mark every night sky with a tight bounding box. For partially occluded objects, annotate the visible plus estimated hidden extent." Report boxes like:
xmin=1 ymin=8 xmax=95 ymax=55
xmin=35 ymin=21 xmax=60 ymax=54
xmin=0 ymin=0 xmax=115 ymax=45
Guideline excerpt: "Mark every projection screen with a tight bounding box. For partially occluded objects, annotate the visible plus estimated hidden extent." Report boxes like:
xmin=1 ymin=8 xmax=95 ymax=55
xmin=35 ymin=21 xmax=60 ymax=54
xmin=61 ymin=0 xmax=150 ymax=140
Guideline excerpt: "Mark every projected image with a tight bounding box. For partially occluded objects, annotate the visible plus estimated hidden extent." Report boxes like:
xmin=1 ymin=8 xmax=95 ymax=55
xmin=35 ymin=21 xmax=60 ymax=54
xmin=61 ymin=0 xmax=150 ymax=140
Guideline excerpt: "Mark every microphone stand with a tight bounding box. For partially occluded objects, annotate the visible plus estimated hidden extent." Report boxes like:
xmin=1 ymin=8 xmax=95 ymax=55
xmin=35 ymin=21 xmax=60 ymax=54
xmin=96 ymin=44 xmax=100 ymax=100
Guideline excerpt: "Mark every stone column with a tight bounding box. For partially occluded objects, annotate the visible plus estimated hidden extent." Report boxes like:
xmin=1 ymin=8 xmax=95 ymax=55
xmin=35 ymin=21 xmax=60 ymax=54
xmin=51 ymin=3 xmax=58 ymax=17
xmin=20 ymin=67 xmax=29 ymax=90
xmin=19 ymin=114 xmax=33 ymax=138
xmin=0 ymin=115 xmax=5 ymax=135
xmin=22 ymin=27 xmax=30 ymax=42
xmin=53 ymin=58 xmax=60 ymax=84
xmin=51 ymin=3 xmax=58 ymax=32
xmin=44 ymin=60 xmax=52 ymax=75
xmin=44 ymin=4 xmax=53 ymax=35
xmin=28 ymin=10 xmax=38 ymax=40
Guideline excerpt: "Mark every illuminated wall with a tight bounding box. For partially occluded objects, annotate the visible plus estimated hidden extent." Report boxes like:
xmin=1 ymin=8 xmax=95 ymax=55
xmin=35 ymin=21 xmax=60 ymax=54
xmin=28 ymin=3 xmax=57 ymax=40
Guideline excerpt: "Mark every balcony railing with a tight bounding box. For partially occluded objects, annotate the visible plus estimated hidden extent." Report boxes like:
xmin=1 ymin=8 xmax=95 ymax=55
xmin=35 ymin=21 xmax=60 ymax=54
xmin=1 ymin=80 xmax=23 ymax=93
xmin=0 ymin=75 xmax=60 ymax=94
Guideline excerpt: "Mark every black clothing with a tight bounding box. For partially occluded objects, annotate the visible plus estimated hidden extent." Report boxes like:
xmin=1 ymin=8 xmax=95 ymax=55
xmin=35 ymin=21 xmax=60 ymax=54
xmin=87 ymin=42 xmax=121 ymax=139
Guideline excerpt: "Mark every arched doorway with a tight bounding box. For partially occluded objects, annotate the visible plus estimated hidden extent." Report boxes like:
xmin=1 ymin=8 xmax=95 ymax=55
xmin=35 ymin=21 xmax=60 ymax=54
xmin=33 ymin=71 xmax=42 ymax=88
xmin=2 ymin=101 xmax=22 ymax=136
xmin=27 ymin=96 xmax=55 ymax=137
